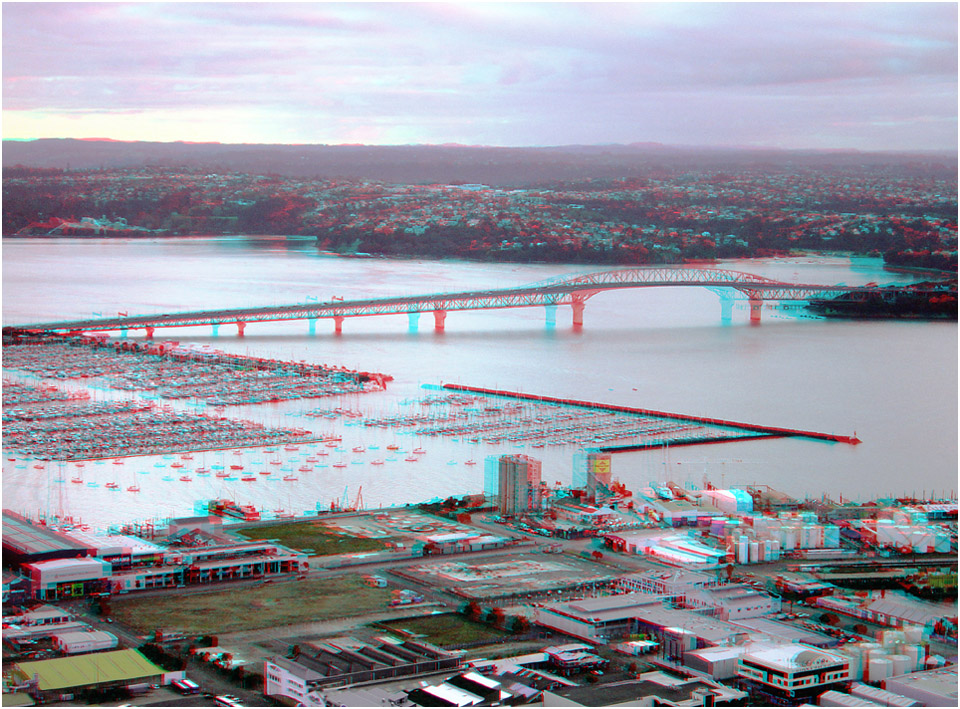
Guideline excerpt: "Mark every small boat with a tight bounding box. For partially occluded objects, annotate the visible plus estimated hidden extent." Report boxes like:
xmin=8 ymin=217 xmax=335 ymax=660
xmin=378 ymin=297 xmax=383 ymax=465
xmin=270 ymin=460 xmax=282 ymax=465
xmin=413 ymin=448 xmax=426 ymax=455
xmin=259 ymin=470 xmax=272 ymax=476
xmin=112 ymin=459 xmax=124 ymax=465
xmin=371 ymin=459 xmax=384 ymax=465
xmin=464 ymin=460 xmax=477 ymax=466
xmin=283 ymin=475 xmax=298 ymax=481
xmin=325 ymin=441 xmax=338 ymax=448
xmin=332 ymin=462 xmax=347 ymax=468
xmin=404 ymin=456 xmax=418 ymax=462
xmin=447 ymin=460 xmax=458 ymax=466
xmin=86 ymin=482 xmax=99 ymax=487
xmin=179 ymin=476 xmax=192 ymax=482
xmin=162 ymin=475 xmax=174 ymax=481
xmin=216 ymin=471 xmax=231 ymax=478
xmin=352 ymin=446 xmax=365 ymax=453
xmin=196 ymin=467 xmax=210 ymax=474
xmin=105 ymin=482 xmax=120 ymax=489
xmin=180 ymin=454 xmax=194 ymax=460
xmin=386 ymin=444 xmax=400 ymax=451
xmin=127 ymin=485 xmax=140 ymax=492
xmin=71 ymin=477 xmax=83 ymax=484
xmin=298 ymin=466 xmax=312 ymax=472
xmin=316 ymin=449 xmax=329 ymax=456
xmin=230 ymin=464 xmax=244 ymax=470
xmin=33 ymin=465 xmax=45 ymax=470
xmin=171 ymin=462 xmax=185 ymax=468
xmin=242 ymin=475 xmax=257 ymax=481
xmin=284 ymin=445 xmax=299 ymax=451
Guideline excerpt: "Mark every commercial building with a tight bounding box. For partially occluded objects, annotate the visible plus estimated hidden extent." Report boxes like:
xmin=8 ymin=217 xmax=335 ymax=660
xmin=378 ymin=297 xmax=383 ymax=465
xmin=2 ymin=510 xmax=94 ymax=566
xmin=51 ymin=630 xmax=119 ymax=655
xmin=735 ymin=645 xmax=850 ymax=701
xmin=498 ymin=454 xmax=543 ymax=516
xmin=535 ymin=593 xmax=665 ymax=644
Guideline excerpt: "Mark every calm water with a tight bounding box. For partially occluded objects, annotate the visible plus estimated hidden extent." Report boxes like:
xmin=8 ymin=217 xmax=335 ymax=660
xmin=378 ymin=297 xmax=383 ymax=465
xmin=2 ymin=237 xmax=956 ymax=528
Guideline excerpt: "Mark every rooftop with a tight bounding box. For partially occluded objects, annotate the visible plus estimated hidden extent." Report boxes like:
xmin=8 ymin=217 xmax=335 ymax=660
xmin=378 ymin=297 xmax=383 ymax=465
xmin=13 ymin=649 xmax=164 ymax=691
xmin=2 ymin=510 xmax=92 ymax=557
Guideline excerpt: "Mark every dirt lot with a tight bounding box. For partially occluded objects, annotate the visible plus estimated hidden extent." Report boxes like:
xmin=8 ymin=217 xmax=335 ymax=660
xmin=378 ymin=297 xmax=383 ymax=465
xmin=377 ymin=613 xmax=510 ymax=646
xmin=235 ymin=520 xmax=392 ymax=555
xmin=111 ymin=576 xmax=394 ymax=634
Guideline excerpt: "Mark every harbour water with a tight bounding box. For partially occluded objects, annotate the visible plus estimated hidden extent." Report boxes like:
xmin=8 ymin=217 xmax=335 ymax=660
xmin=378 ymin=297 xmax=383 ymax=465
xmin=2 ymin=237 xmax=956 ymax=528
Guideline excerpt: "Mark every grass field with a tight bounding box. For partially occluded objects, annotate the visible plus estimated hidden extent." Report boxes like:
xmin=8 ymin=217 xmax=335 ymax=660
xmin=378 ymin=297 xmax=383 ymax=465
xmin=378 ymin=613 xmax=510 ymax=647
xmin=111 ymin=576 xmax=394 ymax=635
xmin=236 ymin=520 xmax=391 ymax=556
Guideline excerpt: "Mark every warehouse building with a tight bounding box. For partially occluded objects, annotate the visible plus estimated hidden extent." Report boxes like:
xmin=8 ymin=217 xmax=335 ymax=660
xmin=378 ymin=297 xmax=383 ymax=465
xmin=10 ymin=649 xmax=165 ymax=703
xmin=736 ymin=645 xmax=849 ymax=701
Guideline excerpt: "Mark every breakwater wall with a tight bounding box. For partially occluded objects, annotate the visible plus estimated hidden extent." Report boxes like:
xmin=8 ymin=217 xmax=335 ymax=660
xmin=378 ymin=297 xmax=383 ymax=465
xmin=442 ymin=384 xmax=861 ymax=446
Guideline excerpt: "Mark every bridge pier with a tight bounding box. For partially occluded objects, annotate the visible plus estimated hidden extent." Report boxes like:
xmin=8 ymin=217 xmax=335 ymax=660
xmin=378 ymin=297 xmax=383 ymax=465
xmin=145 ymin=327 xmax=155 ymax=339
xmin=119 ymin=328 xmax=128 ymax=339
xmin=236 ymin=321 xmax=246 ymax=337
xmin=211 ymin=323 xmax=220 ymax=337
xmin=544 ymin=304 xmax=558 ymax=329
xmin=749 ymin=298 xmax=763 ymax=323
xmin=333 ymin=316 xmax=344 ymax=335
xmin=720 ymin=295 xmax=734 ymax=323
xmin=408 ymin=311 xmax=420 ymax=332
xmin=308 ymin=318 xmax=317 ymax=336
xmin=433 ymin=309 xmax=447 ymax=332
xmin=571 ymin=297 xmax=586 ymax=328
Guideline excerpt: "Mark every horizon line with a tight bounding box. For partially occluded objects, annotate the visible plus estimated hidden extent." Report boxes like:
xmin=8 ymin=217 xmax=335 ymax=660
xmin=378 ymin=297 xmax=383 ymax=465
xmin=2 ymin=136 xmax=956 ymax=156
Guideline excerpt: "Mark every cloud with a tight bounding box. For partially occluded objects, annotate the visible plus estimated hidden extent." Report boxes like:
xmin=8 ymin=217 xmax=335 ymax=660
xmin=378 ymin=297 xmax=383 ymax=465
xmin=2 ymin=2 xmax=956 ymax=149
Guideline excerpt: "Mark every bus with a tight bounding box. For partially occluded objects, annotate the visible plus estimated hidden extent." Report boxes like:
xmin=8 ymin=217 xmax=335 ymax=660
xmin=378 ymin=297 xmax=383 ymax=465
xmin=214 ymin=695 xmax=245 ymax=707
xmin=171 ymin=678 xmax=200 ymax=695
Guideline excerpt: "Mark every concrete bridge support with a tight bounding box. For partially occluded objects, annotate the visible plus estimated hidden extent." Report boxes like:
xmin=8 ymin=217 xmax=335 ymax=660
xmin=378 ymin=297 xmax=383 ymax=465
xmin=211 ymin=323 xmax=220 ymax=337
xmin=408 ymin=311 xmax=420 ymax=332
xmin=720 ymin=295 xmax=734 ymax=323
xmin=308 ymin=318 xmax=317 ymax=336
xmin=120 ymin=328 xmax=128 ymax=339
xmin=145 ymin=327 xmax=155 ymax=339
xmin=544 ymin=303 xmax=558 ymax=329
xmin=236 ymin=321 xmax=246 ymax=337
xmin=333 ymin=316 xmax=344 ymax=335
xmin=433 ymin=309 xmax=447 ymax=332
xmin=749 ymin=298 xmax=763 ymax=323
xmin=571 ymin=297 xmax=586 ymax=328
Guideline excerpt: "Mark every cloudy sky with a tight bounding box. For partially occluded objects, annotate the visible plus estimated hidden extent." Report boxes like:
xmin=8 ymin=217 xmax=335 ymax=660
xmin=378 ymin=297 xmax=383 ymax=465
xmin=2 ymin=2 xmax=956 ymax=150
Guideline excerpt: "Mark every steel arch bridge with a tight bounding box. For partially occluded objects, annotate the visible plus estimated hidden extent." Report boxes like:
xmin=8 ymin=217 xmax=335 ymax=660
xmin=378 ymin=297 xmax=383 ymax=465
xmin=9 ymin=266 xmax=885 ymax=337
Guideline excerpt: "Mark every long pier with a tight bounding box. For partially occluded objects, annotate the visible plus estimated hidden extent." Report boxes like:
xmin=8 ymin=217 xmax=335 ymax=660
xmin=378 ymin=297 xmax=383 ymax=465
xmin=442 ymin=384 xmax=862 ymax=446
xmin=5 ymin=267 xmax=890 ymax=337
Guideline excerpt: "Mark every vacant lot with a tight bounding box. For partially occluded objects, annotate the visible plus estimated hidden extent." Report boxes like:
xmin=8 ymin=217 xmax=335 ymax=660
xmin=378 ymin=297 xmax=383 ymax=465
xmin=112 ymin=576 xmax=394 ymax=634
xmin=378 ymin=613 xmax=509 ymax=647
xmin=236 ymin=520 xmax=391 ymax=555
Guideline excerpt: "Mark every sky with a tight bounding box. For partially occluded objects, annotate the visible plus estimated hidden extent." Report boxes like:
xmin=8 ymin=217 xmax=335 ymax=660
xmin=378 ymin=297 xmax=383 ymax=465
xmin=2 ymin=2 xmax=957 ymax=151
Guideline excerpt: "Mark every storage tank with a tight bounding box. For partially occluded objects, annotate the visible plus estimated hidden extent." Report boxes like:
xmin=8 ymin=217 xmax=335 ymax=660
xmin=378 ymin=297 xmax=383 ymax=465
xmin=824 ymin=525 xmax=840 ymax=548
xmin=748 ymin=541 xmax=759 ymax=563
xmin=881 ymin=630 xmax=902 ymax=648
xmin=770 ymin=539 xmax=781 ymax=560
xmin=887 ymin=655 xmax=910 ymax=676
xmin=841 ymin=646 xmax=865 ymax=681
xmin=866 ymin=657 xmax=892 ymax=684
xmin=903 ymin=643 xmax=922 ymax=670
xmin=903 ymin=626 xmax=924 ymax=644
xmin=737 ymin=536 xmax=749 ymax=564
xmin=763 ymin=540 xmax=772 ymax=562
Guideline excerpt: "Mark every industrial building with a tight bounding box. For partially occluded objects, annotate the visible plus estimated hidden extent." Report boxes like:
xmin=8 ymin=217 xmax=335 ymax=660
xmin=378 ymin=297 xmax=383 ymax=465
xmin=882 ymin=665 xmax=958 ymax=706
xmin=264 ymin=635 xmax=462 ymax=703
xmin=541 ymin=668 xmax=747 ymax=706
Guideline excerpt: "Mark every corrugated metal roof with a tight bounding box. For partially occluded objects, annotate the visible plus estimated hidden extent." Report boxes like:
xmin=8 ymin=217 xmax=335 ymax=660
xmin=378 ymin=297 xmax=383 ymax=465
xmin=14 ymin=649 xmax=163 ymax=690
xmin=2 ymin=511 xmax=90 ymax=556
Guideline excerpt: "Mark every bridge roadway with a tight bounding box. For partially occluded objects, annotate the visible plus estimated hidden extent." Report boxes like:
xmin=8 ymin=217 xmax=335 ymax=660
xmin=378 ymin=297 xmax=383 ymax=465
xmin=11 ymin=266 xmax=885 ymax=337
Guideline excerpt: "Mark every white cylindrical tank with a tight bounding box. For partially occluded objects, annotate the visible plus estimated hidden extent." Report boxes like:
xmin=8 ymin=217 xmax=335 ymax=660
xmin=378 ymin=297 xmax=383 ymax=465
xmin=903 ymin=644 xmax=922 ymax=670
xmin=866 ymin=658 xmax=892 ymax=684
xmin=770 ymin=539 xmax=781 ymax=559
xmin=903 ymin=626 xmax=923 ymax=644
xmin=887 ymin=655 xmax=910 ymax=676
xmin=763 ymin=540 xmax=772 ymax=562
xmin=842 ymin=647 xmax=864 ymax=681
xmin=749 ymin=541 xmax=759 ymax=563
xmin=882 ymin=630 xmax=905 ymax=648
xmin=860 ymin=643 xmax=883 ymax=662
xmin=737 ymin=536 xmax=749 ymax=564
